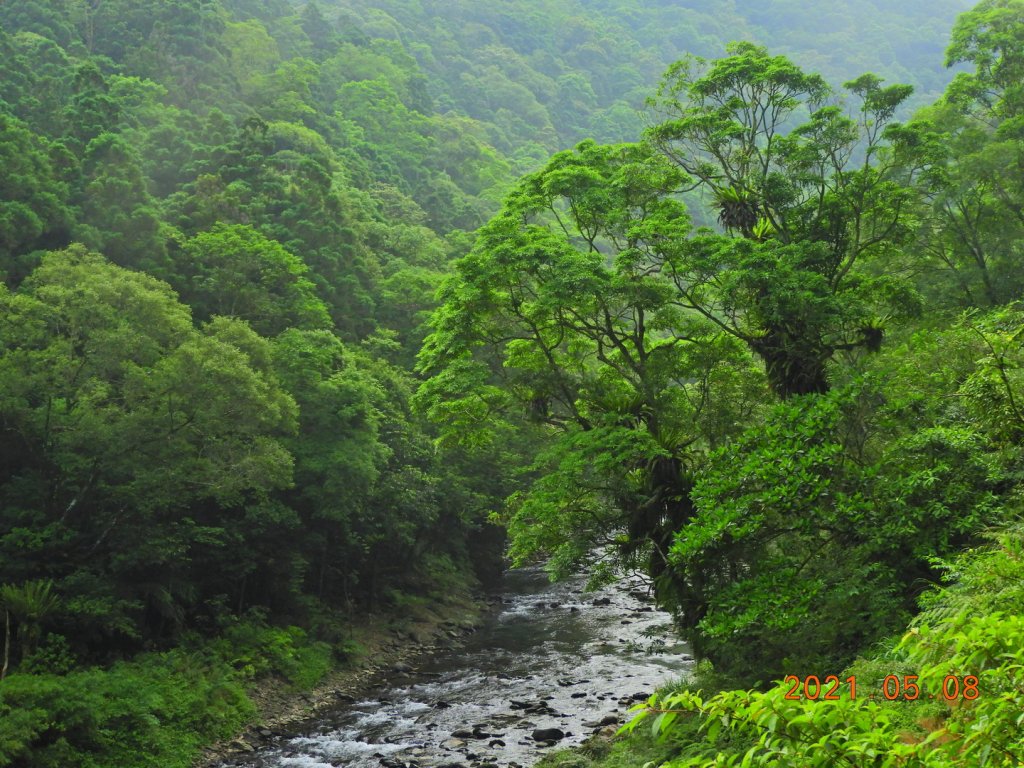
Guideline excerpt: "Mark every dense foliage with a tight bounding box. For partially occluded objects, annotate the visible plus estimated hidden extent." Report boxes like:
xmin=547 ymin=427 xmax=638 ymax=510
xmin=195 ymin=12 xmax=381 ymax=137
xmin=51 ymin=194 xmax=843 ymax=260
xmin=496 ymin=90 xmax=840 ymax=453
xmin=623 ymin=521 xmax=1024 ymax=766
xmin=0 ymin=2 xmax=522 ymax=764
xmin=0 ymin=0 xmax=1019 ymax=766
xmin=420 ymin=1 xmax=1024 ymax=763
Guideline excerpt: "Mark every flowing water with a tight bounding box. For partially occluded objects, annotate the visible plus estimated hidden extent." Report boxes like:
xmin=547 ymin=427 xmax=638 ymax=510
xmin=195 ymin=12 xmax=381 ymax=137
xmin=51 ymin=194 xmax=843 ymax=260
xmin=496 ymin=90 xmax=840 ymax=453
xmin=220 ymin=565 xmax=693 ymax=768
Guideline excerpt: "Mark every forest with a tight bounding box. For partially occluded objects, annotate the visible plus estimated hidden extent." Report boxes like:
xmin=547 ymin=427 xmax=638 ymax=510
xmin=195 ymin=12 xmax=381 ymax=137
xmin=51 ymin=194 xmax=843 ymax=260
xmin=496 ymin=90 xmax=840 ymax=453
xmin=0 ymin=0 xmax=1021 ymax=766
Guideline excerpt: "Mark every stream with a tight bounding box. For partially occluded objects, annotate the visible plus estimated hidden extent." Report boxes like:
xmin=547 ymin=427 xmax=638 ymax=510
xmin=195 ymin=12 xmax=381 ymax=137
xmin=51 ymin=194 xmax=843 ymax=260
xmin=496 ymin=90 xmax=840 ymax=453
xmin=219 ymin=565 xmax=694 ymax=768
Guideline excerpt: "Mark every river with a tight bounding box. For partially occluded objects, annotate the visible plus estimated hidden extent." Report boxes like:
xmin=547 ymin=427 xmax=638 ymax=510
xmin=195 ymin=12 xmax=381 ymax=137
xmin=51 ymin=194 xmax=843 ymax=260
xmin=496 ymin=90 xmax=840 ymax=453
xmin=218 ymin=565 xmax=693 ymax=768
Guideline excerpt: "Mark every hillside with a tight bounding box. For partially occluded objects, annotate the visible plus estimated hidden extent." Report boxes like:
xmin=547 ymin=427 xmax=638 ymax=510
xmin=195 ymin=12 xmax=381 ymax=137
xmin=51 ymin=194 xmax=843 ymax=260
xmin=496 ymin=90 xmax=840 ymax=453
xmin=1 ymin=1 xmax=1021 ymax=767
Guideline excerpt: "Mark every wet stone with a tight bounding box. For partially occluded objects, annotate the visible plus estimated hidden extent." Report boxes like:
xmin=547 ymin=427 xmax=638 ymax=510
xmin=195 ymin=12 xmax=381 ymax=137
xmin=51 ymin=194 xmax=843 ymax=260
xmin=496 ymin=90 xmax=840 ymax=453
xmin=531 ymin=728 xmax=565 ymax=742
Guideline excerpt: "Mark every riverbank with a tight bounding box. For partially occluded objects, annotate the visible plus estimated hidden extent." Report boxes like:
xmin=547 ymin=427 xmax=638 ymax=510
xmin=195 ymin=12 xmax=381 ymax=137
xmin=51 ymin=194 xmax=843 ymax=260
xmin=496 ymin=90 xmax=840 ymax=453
xmin=0 ymin=571 xmax=495 ymax=768
xmin=197 ymin=588 xmax=496 ymax=767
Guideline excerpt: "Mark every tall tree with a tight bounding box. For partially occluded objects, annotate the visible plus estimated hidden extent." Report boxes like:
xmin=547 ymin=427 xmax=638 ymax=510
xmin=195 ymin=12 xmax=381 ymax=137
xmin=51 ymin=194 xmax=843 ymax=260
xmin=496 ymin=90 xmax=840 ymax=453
xmin=0 ymin=116 xmax=71 ymax=281
xmin=0 ymin=247 xmax=297 ymax=645
xmin=646 ymin=43 xmax=921 ymax=397
xmin=891 ymin=0 xmax=1024 ymax=307
xmin=418 ymin=139 xmax=764 ymax=599
xmin=176 ymin=223 xmax=331 ymax=335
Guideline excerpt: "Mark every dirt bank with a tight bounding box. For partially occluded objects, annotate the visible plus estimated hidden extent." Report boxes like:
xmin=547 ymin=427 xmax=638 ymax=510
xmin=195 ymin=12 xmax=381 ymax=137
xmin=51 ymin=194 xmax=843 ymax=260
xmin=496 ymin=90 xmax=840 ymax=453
xmin=195 ymin=592 xmax=498 ymax=767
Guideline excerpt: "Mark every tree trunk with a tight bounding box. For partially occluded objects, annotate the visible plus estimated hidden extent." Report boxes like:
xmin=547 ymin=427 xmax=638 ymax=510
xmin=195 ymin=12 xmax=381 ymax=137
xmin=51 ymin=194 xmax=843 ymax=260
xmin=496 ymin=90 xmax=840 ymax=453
xmin=752 ymin=333 xmax=830 ymax=399
xmin=2 ymin=609 xmax=9 ymax=681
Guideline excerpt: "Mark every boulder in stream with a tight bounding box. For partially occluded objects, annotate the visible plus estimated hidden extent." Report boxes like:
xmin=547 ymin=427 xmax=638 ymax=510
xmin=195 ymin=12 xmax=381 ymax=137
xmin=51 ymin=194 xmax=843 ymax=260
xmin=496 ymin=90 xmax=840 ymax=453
xmin=531 ymin=728 xmax=565 ymax=742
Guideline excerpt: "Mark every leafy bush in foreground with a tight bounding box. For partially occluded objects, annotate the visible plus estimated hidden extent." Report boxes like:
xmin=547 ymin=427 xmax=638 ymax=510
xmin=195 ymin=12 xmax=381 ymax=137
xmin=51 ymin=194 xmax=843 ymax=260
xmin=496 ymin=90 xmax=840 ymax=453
xmin=0 ymin=648 xmax=253 ymax=768
xmin=625 ymin=522 xmax=1024 ymax=767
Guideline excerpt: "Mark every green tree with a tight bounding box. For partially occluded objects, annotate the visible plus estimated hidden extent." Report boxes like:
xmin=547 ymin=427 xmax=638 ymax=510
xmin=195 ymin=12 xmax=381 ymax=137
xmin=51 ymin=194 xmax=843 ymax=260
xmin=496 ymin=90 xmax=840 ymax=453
xmin=891 ymin=0 xmax=1024 ymax=308
xmin=300 ymin=1 xmax=337 ymax=59
xmin=74 ymin=133 xmax=168 ymax=273
xmin=0 ymin=115 xmax=71 ymax=281
xmin=0 ymin=247 xmax=297 ymax=645
xmin=176 ymin=223 xmax=330 ymax=335
xmin=645 ymin=43 xmax=921 ymax=397
xmin=61 ymin=62 xmax=121 ymax=152
xmin=418 ymin=139 xmax=765 ymax=594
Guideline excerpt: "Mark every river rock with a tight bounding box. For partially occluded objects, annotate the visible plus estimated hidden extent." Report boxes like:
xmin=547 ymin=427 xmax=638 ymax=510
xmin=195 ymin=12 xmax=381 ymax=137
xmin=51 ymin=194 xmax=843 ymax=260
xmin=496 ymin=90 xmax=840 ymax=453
xmin=531 ymin=728 xmax=565 ymax=742
xmin=392 ymin=661 xmax=413 ymax=673
xmin=441 ymin=738 xmax=467 ymax=749
xmin=592 ymin=597 xmax=612 ymax=606
xmin=488 ymin=739 xmax=506 ymax=748
xmin=599 ymin=714 xmax=619 ymax=726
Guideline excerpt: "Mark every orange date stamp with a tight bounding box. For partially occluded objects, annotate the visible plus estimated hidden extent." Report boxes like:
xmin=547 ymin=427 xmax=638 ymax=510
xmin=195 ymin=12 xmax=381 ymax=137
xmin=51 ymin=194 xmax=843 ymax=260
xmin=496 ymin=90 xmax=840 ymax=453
xmin=783 ymin=675 xmax=980 ymax=701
